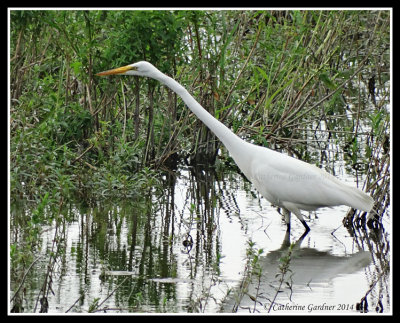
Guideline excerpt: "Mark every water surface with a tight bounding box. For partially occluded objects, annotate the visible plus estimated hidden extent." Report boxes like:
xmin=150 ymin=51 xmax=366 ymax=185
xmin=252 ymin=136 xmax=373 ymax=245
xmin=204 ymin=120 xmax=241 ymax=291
xmin=10 ymin=165 xmax=391 ymax=314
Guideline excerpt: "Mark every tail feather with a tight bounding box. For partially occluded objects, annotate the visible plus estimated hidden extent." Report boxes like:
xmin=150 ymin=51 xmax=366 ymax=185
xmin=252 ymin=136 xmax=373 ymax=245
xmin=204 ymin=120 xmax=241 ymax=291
xmin=342 ymin=184 xmax=374 ymax=212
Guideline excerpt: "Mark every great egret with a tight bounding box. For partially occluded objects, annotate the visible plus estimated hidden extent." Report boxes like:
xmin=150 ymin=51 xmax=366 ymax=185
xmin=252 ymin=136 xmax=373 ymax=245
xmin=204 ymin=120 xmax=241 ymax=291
xmin=96 ymin=61 xmax=374 ymax=232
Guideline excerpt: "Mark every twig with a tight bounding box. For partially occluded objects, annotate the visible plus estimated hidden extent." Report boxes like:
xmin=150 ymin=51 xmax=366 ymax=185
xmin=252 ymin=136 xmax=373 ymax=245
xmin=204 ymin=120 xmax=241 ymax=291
xmin=10 ymin=30 xmax=23 ymax=63
xmin=10 ymin=255 xmax=43 ymax=303
xmin=65 ymin=295 xmax=83 ymax=313
xmin=267 ymin=244 xmax=294 ymax=313
xmin=121 ymin=80 xmax=127 ymax=141
xmin=223 ymin=20 xmax=262 ymax=109
xmin=71 ymin=144 xmax=94 ymax=164
xmin=89 ymin=276 xmax=130 ymax=312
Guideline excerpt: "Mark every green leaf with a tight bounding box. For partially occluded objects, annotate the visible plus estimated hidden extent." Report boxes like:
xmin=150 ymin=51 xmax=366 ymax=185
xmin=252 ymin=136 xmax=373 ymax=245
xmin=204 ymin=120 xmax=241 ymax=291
xmin=319 ymin=72 xmax=336 ymax=90
xmin=70 ymin=61 xmax=83 ymax=76
xmin=255 ymin=66 xmax=270 ymax=83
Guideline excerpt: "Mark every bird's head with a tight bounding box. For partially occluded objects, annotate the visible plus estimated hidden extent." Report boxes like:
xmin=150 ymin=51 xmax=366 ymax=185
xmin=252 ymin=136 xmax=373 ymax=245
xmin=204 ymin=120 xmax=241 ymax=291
xmin=96 ymin=61 xmax=159 ymax=78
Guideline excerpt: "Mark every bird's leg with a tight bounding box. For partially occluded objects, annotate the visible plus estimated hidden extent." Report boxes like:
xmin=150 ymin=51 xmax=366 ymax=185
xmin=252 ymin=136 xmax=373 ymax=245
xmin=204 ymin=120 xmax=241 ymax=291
xmin=290 ymin=207 xmax=310 ymax=233
xmin=301 ymin=220 xmax=310 ymax=233
xmin=298 ymin=228 xmax=310 ymax=241
xmin=283 ymin=209 xmax=291 ymax=232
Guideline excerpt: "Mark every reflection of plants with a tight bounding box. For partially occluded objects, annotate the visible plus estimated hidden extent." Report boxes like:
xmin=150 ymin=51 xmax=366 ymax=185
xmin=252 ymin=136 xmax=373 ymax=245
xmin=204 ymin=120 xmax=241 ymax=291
xmin=10 ymin=194 xmax=65 ymax=313
xmin=351 ymin=223 xmax=390 ymax=314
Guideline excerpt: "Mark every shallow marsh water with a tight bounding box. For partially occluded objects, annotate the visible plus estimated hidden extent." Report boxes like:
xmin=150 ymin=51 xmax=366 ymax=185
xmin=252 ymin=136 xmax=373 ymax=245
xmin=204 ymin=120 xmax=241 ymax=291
xmin=10 ymin=163 xmax=391 ymax=314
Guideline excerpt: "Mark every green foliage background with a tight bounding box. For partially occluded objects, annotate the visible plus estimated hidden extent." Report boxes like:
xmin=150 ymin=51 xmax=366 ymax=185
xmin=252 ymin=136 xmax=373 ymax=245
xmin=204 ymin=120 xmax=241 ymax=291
xmin=10 ymin=9 xmax=390 ymax=204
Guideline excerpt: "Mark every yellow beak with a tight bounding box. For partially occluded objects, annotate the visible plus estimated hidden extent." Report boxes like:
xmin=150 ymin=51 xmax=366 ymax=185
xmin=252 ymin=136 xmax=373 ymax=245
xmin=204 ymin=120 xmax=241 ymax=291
xmin=96 ymin=65 xmax=134 ymax=76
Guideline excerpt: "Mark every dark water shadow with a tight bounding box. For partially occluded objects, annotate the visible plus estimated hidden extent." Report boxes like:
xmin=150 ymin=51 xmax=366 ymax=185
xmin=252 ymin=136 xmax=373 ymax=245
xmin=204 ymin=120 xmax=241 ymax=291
xmin=224 ymin=230 xmax=373 ymax=313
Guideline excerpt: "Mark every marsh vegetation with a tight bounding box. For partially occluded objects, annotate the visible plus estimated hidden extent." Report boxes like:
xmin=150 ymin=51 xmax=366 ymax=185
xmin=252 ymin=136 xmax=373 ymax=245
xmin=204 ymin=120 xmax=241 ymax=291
xmin=9 ymin=9 xmax=390 ymax=314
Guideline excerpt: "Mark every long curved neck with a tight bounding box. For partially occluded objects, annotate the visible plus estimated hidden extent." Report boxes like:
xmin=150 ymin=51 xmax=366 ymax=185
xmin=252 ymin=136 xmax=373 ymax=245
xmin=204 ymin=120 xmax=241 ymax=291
xmin=153 ymin=71 xmax=246 ymax=154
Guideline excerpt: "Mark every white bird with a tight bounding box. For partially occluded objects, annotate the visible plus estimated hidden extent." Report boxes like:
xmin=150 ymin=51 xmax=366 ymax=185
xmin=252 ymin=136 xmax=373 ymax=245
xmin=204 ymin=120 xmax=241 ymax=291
xmin=96 ymin=61 xmax=374 ymax=232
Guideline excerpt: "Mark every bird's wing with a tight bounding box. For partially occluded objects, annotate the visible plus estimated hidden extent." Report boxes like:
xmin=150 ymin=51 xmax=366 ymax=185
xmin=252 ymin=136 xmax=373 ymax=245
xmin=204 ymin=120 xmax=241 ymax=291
xmin=250 ymin=150 xmax=351 ymax=209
